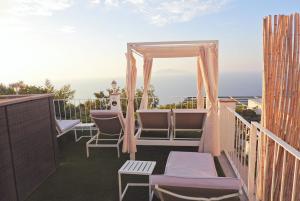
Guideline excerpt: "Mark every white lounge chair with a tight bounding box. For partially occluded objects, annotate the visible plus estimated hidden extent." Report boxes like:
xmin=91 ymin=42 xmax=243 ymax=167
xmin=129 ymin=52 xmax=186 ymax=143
xmin=136 ymin=109 xmax=172 ymax=139
xmin=86 ymin=110 xmax=125 ymax=158
xmin=172 ymin=109 xmax=207 ymax=140
xmin=150 ymin=151 xmax=241 ymax=201
xmin=56 ymin=119 xmax=80 ymax=138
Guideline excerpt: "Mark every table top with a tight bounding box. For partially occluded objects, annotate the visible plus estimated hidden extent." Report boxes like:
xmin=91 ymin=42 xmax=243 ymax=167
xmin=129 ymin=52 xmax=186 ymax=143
xmin=75 ymin=123 xmax=95 ymax=127
xmin=118 ymin=160 xmax=156 ymax=175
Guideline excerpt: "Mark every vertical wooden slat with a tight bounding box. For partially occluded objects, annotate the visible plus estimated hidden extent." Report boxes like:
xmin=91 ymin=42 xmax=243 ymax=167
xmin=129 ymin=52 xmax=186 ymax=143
xmin=279 ymin=150 xmax=287 ymax=201
xmin=291 ymin=159 xmax=299 ymax=201
xmin=270 ymin=143 xmax=278 ymax=201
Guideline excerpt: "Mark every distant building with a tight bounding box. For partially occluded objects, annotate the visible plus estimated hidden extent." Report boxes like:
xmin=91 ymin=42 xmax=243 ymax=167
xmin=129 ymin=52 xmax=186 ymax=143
xmin=248 ymin=98 xmax=262 ymax=114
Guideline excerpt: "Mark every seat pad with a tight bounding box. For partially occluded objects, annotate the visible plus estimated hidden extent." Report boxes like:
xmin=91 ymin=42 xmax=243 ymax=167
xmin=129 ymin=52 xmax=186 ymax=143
xmin=56 ymin=119 xmax=80 ymax=132
xmin=165 ymin=151 xmax=218 ymax=178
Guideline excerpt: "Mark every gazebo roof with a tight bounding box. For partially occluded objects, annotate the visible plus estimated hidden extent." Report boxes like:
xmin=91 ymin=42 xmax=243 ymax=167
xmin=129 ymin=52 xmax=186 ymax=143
xmin=128 ymin=40 xmax=218 ymax=58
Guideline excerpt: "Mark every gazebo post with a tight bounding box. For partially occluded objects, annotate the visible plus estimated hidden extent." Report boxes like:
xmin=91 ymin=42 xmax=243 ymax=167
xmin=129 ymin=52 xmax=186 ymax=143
xmin=130 ymin=153 xmax=135 ymax=160
xmin=125 ymin=43 xmax=137 ymax=160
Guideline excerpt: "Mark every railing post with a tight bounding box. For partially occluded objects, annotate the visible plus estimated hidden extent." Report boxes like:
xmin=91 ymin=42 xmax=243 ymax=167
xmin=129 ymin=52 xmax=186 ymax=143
xmin=219 ymin=99 xmax=236 ymax=152
xmin=248 ymin=123 xmax=257 ymax=201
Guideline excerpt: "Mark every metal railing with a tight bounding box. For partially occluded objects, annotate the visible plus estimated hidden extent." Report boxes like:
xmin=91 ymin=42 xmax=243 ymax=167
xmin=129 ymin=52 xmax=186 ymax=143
xmin=249 ymin=122 xmax=300 ymax=201
xmin=221 ymin=106 xmax=251 ymax=196
xmin=53 ymin=97 xmax=200 ymax=122
xmin=221 ymin=106 xmax=300 ymax=201
xmin=53 ymin=98 xmax=128 ymax=123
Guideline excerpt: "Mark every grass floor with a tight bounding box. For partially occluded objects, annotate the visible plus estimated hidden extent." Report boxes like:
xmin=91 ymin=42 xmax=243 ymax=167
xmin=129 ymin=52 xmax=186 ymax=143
xmin=26 ymin=133 xmax=199 ymax=201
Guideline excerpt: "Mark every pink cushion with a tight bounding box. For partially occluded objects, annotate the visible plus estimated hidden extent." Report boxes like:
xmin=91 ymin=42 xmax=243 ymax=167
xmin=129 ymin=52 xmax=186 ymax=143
xmin=172 ymin=109 xmax=208 ymax=113
xmin=90 ymin=110 xmax=125 ymax=128
xmin=165 ymin=152 xmax=218 ymax=178
xmin=56 ymin=119 xmax=80 ymax=133
xmin=150 ymin=175 xmax=241 ymax=190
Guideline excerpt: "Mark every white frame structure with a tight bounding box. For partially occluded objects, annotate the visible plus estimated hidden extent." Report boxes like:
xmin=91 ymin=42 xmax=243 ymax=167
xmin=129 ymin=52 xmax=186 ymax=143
xmin=126 ymin=40 xmax=219 ymax=149
xmin=86 ymin=116 xmax=124 ymax=158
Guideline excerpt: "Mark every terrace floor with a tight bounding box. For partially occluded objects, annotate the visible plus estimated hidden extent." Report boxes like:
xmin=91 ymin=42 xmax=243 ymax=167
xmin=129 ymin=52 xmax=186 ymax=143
xmin=26 ymin=133 xmax=230 ymax=201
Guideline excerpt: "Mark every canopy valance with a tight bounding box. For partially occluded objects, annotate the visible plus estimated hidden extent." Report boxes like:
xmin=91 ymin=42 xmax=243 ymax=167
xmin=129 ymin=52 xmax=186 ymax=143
xmin=122 ymin=40 xmax=220 ymax=159
xmin=130 ymin=41 xmax=217 ymax=58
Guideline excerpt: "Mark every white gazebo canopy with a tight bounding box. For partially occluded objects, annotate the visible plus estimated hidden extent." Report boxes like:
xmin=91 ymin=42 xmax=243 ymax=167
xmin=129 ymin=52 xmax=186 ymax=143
xmin=130 ymin=40 xmax=218 ymax=58
xmin=122 ymin=40 xmax=220 ymax=159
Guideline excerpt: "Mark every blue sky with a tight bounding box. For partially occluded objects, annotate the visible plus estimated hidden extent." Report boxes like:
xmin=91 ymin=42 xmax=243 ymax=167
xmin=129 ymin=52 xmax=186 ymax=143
xmin=0 ymin=0 xmax=299 ymax=86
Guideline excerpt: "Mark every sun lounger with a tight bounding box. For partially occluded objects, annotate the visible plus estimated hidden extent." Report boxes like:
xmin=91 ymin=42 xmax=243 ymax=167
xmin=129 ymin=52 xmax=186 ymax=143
xmin=56 ymin=119 xmax=80 ymax=138
xmin=136 ymin=109 xmax=172 ymax=139
xmin=86 ymin=110 xmax=125 ymax=158
xmin=150 ymin=151 xmax=241 ymax=201
xmin=172 ymin=109 xmax=207 ymax=140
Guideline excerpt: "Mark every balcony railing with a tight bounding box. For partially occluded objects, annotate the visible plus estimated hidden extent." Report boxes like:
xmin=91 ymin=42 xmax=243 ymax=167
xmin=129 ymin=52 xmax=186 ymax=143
xmin=221 ymin=106 xmax=300 ymax=201
xmin=220 ymin=106 xmax=251 ymax=196
xmin=53 ymin=97 xmax=202 ymax=123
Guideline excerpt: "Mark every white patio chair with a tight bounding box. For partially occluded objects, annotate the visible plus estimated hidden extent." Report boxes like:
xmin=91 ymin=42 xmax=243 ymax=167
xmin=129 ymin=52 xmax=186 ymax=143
xmin=136 ymin=109 xmax=172 ymax=139
xmin=56 ymin=119 xmax=80 ymax=138
xmin=172 ymin=109 xmax=207 ymax=140
xmin=86 ymin=110 xmax=125 ymax=158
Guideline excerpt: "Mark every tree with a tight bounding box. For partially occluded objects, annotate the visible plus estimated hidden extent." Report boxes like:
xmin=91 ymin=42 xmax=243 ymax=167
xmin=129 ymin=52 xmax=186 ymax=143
xmin=93 ymin=85 xmax=160 ymax=110
xmin=54 ymin=84 xmax=75 ymax=99
xmin=44 ymin=79 xmax=55 ymax=93
xmin=0 ymin=80 xmax=75 ymax=100
xmin=0 ymin=84 xmax=14 ymax=95
xmin=9 ymin=81 xmax=25 ymax=94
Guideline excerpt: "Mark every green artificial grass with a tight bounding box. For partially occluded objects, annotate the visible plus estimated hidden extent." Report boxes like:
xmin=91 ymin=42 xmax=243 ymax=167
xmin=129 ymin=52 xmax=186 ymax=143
xmin=26 ymin=133 xmax=197 ymax=201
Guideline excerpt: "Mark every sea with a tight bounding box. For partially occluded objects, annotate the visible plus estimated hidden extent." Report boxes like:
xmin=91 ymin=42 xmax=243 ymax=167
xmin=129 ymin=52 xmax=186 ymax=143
xmin=53 ymin=71 xmax=262 ymax=104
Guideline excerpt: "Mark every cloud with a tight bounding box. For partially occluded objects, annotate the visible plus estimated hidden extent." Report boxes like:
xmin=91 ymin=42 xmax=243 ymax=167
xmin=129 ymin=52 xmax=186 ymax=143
xmin=60 ymin=25 xmax=76 ymax=33
xmin=9 ymin=0 xmax=73 ymax=16
xmin=104 ymin=0 xmax=120 ymax=6
xmin=89 ymin=0 xmax=101 ymax=4
xmin=99 ymin=0 xmax=230 ymax=26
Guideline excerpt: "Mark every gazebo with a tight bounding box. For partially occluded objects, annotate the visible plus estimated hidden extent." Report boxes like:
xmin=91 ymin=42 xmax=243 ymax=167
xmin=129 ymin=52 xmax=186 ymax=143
xmin=122 ymin=41 xmax=220 ymax=159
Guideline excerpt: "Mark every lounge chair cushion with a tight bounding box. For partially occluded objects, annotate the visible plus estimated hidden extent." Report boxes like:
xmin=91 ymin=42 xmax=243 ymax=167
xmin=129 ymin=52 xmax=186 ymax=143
xmin=150 ymin=175 xmax=241 ymax=190
xmin=137 ymin=109 xmax=171 ymax=129
xmin=165 ymin=152 xmax=218 ymax=178
xmin=56 ymin=119 xmax=80 ymax=133
xmin=173 ymin=109 xmax=207 ymax=130
xmin=90 ymin=110 xmax=125 ymax=133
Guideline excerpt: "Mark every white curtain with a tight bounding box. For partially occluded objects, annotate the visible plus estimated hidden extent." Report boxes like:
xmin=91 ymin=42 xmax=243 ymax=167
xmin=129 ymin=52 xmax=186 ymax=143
xmin=139 ymin=57 xmax=153 ymax=110
xmin=197 ymin=45 xmax=220 ymax=156
xmin=123 ymin=52 xmax=137 ymax=154
xmin=196 ymin=60 xmax=204 ymax=109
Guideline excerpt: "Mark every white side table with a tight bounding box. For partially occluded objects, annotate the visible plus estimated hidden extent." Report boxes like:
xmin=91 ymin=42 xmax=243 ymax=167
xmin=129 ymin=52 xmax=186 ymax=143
xmin=74 ymin=123 xmax=96 ymax=142
xmin=118 ymin=160 xmax=156 ymax=201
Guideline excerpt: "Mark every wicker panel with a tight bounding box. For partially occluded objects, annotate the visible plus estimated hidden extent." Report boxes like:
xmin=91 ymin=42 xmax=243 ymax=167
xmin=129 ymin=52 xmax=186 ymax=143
xmin=7 ymin=98 xmax=56 ymax=201
xmin=0 ymin=107 xmax=18 ymax=201
xmin=48 ymin=97 xmax=59 ymax=166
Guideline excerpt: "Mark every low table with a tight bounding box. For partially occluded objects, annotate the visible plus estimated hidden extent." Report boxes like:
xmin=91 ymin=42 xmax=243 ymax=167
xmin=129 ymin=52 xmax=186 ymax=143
xmin=74 ymin=123 xmax=96 ymax=142
xmin=118 ymin=160 xmax=156 ymax=201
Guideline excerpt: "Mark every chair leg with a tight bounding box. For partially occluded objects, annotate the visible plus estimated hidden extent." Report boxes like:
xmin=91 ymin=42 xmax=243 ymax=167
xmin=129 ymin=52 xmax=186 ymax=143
xmin=74 ymin=129 xmax=78 ymax=142
xmin=89 ymin=128 xmax=93 ymax=138
xmin=86 ymin=144 xmax=90 ymax=158
xmin=117 ymin=146 xmax=120 ymax=158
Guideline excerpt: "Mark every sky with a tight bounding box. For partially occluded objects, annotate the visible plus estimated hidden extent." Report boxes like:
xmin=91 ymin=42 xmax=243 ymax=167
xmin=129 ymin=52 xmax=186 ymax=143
xmin=0 ymin=0 xmax=299 ymax=90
